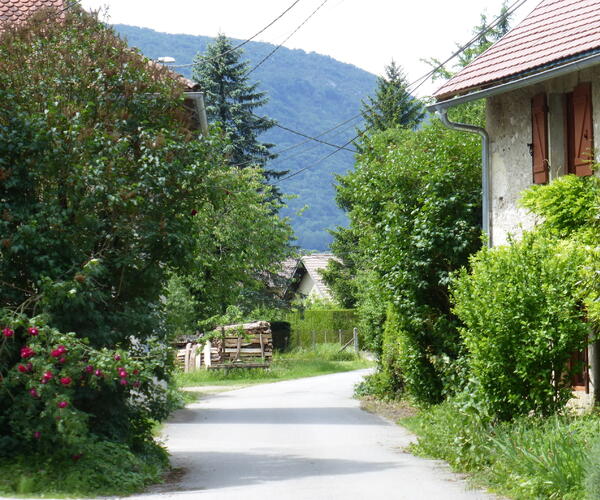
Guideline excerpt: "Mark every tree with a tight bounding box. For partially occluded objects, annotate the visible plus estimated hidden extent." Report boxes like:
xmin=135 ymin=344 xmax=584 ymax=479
xmin=359 ymin=60 xmax=424 ymax=134
xmin=192 ymin=34 xmax=282 ymax=180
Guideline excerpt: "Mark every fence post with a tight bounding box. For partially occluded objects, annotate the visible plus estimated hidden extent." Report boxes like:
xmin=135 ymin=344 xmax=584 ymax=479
xmin=324 ymin=330 xmax=328 ymax=343
xmin=338 ymin=329 xmax=342 ymax=344
xmin=353 ymin=327 xmax=359 ymax=354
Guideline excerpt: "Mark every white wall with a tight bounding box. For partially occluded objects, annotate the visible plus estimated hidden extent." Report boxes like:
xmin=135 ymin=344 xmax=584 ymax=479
xmin=486 ymin=65 xmax=600 ymax=246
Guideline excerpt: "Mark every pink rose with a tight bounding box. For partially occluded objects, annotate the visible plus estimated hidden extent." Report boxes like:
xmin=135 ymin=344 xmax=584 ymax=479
xmin=113 ymin=354 xmax=121 ymax=361
xmin=20 ymin=347 xmax=35 ymax=359
xmin=2 ymin=327 xmax=14 ymax=338
xmin=84 ymin=365 xmax=94 ymax=374
xmin=28 ymin=327 xmax=39 ymax=336
xmin=57 ymin=401 xmax=69 ymax=409
xmin=119 ymin=378 xmax=128 ymax=386
xmin=17 ymin=364 xmax=28 ymax=373
xmin=94 ymin=369 xmax=103 ymax=377
xmin=33 ymin=431 xmax=41 ymax=439
xmin=29 ymin=388 xmax=39 ymax=398
xmin=60 ymin=377 xmax=72 ymax=386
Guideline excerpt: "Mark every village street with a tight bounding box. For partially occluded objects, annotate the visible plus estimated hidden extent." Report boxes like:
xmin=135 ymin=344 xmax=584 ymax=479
xmin=134 ymin=370 xmax=497 ymax=500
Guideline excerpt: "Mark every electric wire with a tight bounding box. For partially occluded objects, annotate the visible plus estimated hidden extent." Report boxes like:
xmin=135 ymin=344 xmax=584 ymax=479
xmin=169 ymin=0 xmax=302 ymax=68
xmin=275 ymin=0 xmax=532 ymax=183
xmin=246 ymin=0 xmax=330 ymax=75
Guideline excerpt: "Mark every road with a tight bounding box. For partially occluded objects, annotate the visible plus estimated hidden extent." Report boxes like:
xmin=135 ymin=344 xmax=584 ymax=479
xmin=134 ymin=370 xmax=496 ymax=500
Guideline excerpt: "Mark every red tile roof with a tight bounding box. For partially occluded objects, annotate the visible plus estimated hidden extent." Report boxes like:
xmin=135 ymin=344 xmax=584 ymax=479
xmin=434 ymin=0 xmax=600 ymax=101
xmin=0 ymin=0 xmax=65 ymax=28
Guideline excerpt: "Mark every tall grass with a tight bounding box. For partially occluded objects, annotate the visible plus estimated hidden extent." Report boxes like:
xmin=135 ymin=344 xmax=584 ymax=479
xmin=176 ymin=343 xmax=371 ymax=387
xmin=402 ymin=400 xmax=600 ymax=499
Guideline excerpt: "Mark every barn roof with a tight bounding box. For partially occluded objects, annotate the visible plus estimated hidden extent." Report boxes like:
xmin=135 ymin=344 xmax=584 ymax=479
xmin=434 ymin=0 xmax=600 ymax=101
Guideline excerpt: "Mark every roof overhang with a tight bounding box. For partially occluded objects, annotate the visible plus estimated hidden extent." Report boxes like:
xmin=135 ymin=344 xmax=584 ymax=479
xmin=427 ymin=51 xmax=600 ymax=114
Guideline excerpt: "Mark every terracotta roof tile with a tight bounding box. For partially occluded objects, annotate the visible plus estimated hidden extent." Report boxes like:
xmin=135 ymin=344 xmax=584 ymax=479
xmin=434 ymin=0 xmax=600 ymax=100
xmin=0 ymin=0 xmax=65 ymax=28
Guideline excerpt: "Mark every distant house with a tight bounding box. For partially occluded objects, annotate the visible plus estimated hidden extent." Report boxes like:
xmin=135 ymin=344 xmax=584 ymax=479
xmin=284 ymin=254 xmax=338 ymax=302
xmin=428 ymin=0 xmax=600 ymax=404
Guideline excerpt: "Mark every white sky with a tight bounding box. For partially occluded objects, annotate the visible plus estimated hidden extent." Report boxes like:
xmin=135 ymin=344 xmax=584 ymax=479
xmin=80 ymin=0 xmax=534 ymax=97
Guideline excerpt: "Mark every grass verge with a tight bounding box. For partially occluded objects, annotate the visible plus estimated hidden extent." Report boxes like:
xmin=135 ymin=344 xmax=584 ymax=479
xmin=0 ymin=440 xmax=168 ymax=498
xmin=176 ymin=343 xmax=373 ymax=388
xmin=400 ymin=400 xmax=600 ymax=500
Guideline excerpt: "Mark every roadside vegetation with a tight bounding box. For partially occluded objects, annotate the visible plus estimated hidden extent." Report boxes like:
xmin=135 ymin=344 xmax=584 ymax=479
xmin=177 ymin=343 xmax=372 ymax=388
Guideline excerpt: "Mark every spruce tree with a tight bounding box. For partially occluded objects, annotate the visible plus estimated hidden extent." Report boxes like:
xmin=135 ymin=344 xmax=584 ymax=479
xmin=192 ymin=34 xmax=281 ymax=179
xmin=360 ymin=60 xmax=424 ymax=134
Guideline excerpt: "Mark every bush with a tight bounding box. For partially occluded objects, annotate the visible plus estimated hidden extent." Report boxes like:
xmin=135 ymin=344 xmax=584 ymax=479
xmin=405 ymin=400 xmax=600 ymax=500
xmin=585 ymin=436 xmax=600 ymax=499
xmin=452 ymin=233 xmax=589 ymax=420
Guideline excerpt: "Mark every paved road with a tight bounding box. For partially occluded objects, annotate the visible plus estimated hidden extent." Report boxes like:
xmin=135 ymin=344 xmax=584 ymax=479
xmin=135 ymin=370 xmax=496 ymax=500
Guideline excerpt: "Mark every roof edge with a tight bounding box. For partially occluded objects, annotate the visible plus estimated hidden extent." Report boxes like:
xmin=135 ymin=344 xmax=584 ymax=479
xmin=427 ymin=50 xmax=600 ymax=113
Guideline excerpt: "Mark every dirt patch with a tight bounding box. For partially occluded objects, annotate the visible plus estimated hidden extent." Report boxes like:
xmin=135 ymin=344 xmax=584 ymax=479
xmin=360 ymin=395 xmax=418 ymax=423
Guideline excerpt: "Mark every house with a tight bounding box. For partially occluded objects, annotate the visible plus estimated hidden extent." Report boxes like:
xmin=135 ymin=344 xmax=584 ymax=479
xmin=0 ymin=0 xmax=207 ymax=134
xmin=428 ymin=0 xmax=600 ymax=405
xmin=284 ymin=254 xmax=338 ymax=302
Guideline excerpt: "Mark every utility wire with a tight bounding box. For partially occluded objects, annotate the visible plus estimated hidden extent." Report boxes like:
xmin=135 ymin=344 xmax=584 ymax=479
xmin=247 ymin=0 xmax=330 ymax=75
xmin=169 ymin=0 xmax=302 ymax=68
xmin=275 ymin=0 xmax=532 ymax=183
xmin=270 ymin=119 xmax=357 ymax=153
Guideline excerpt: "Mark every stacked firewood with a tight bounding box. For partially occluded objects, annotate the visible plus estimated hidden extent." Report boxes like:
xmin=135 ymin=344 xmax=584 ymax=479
xmin=206 ymin=321 xmax=273 ymax=367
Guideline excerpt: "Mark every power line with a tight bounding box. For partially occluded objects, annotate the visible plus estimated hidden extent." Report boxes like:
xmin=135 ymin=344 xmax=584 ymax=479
xmin=269 ymin=119 xmax=357 ymax=153
xmin=169 ymin=0 xmax=302 ymax=69
xmin=247 ymin=0 xmax=330 ymax=75
xmin=275 ymin=0 xmax=532 ymax=183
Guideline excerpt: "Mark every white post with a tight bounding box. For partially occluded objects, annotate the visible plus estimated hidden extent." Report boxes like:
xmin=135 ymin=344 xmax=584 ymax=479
xmin=353 ymin=327 xmax=359 ymax=354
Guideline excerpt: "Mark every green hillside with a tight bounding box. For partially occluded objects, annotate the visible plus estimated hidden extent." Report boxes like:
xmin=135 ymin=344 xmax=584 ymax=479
xmin=114 ymin=25 xmax=376 ymax=251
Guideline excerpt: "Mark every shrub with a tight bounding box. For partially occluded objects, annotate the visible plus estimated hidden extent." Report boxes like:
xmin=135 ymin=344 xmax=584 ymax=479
xmin=585 ymin=436 xmax=600 ymax=500
xmin=452 ymin=233 xmax=589 ymax=420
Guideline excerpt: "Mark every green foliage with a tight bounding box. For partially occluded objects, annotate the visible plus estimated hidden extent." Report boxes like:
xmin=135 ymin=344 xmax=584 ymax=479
xmin=0 ymin=439 xmax=167 ymax=497
xmin=115 ymin=24 xmax=378 ymax=251
xmin=360 ymin=60 xmax=424 ymax=135
xmin=333 ymin=120 xmax=482 ymax=403
xmin=585 ymin=436 xmax=600 ymax=500
xmin=286 ymin=308 xmax=357 ymax=348
xmin=405 ymin=401 xmax=600 ymax=500
xmin=521 ymin=174 xmax=600 ymax=240
xmin=163 ymin=273 xmax=198 ymax=337
xmin=452 ymin=234 xmax=589 ymax=420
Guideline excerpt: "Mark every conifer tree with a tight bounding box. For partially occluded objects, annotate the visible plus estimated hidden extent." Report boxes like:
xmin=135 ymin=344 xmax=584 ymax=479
xmin=192 ymin=34 xmax=281 ymax=179
xmin=360 ymin=60 xmax=424 ymax=134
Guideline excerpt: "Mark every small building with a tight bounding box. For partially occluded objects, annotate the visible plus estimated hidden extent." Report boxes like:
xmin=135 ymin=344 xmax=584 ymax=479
xmin=429 ymin=0 xmax=600 ymax=405
xmin=284 ymin=254 xmax=338 ymax=302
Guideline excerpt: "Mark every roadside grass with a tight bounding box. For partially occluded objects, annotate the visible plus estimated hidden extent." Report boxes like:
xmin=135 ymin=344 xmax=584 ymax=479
xmin=0 ymin=440 xmax=168 ymax=498
xmin=176 ymin=343 xmax=373 ymax=388
xmin=400 ymin=400 xmax=600 ymax=500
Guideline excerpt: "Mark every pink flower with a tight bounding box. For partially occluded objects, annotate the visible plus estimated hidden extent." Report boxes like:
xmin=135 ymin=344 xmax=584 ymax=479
xmin=191 ymin=209 xmax=198 ymax=216
xmin=50 ymin=345 xmax=67 ymax=358
xmin=29 ymin=388 xmax=39 ymax=398
xmin=94 ymin=369 xmax=103 ymax=377
xmin=84 ymin=365 xmax=94 ymax=374
xmin=58 ymin=357 xmax=67 ymax=364
xmin=119 ymin=378 xmax=128 ymax=386
xmin=2 ymin=327 xmax=14 ymax=338
xmin=33 ymin=431 xmax=41 ymax=439
xmin=17 ymin=364 xmax=28 ymax=373
xmin=60 ymin=377 xmax=72 ymax=386
xmin=133 ymin=381 xmax=141 ymax=388
xmin=132 ymin=369 xmax=139 ymax=375
xmin=113 ymin=354 xmax=121 ymax=361
xmin=20 ymin=347 xmax=35 ymax=359
xmin=42 ymin=371 xmax=53 ymax=381
xmin=57 ymin=401 xmax=69 ymax=409
xmin=118 ymin=370 xmax=128 ymax=378
xmin=28 ymin=327 xmax=39 ymax=336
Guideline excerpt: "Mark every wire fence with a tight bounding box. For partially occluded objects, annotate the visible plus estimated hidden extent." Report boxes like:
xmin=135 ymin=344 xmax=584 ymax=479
xmin=290 ymin=328 xmax=356 ymax=349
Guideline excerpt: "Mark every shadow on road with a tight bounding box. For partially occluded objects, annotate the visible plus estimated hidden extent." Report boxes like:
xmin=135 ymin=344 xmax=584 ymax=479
xmin=144 ymin=450 xmax=402 ymax=493
xmin=169 ymin=406 xmax=394 ymax=425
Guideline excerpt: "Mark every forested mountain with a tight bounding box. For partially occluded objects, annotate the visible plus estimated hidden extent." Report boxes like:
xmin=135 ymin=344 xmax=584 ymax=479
xmin=114 ymin=25 xmax=377 ymax=250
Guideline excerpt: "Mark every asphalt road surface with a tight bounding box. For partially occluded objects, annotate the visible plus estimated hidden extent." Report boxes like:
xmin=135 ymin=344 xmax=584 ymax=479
xmin=134 ymin=369 xmax=497 ymax=500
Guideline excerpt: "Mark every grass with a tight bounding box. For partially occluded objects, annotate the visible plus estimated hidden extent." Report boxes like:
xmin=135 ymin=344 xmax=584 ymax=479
xmin=0 ymin=440 xmax=168 ymax=498
xmin=400 ymin=399 xmax=600 ymax=500
xmin=176 ymin=343 xmax=373 ymax=388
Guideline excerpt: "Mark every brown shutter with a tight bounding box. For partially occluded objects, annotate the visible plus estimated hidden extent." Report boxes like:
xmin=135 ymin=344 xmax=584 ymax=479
xmin=531 ymin=93 xmax=549 ymax=184
xmin=572 ymin=82 xmax=594 ymax=177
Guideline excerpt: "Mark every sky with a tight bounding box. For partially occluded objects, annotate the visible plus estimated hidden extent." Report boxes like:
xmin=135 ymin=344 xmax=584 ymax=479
xmin=80 ymin=0 xmax=534 ymax=97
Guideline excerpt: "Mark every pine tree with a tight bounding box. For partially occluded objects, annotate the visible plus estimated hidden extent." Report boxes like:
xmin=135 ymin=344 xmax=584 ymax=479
xmin=360 ymin=60 xmax=424 ymax=134
xmin=193 ymin=34 xmax=282 ymax=178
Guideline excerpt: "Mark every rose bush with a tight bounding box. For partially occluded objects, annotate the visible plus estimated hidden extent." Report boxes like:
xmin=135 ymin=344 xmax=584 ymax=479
xmin=0 ymin=310 xmax=171 ymax=455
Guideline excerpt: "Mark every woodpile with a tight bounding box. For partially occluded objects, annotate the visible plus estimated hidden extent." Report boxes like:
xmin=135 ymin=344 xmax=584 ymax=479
xmin=174 ymin=321 xmax=273 ymax=372
xmin=205 ymin=321 xmax=272 ymax=369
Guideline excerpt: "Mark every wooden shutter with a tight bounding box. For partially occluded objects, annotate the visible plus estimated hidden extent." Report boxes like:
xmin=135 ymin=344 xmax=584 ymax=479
xmin=531 ymin=93 xmax=549 ymax=184
xmin=571 ymin=82 xmax=594 ymax=177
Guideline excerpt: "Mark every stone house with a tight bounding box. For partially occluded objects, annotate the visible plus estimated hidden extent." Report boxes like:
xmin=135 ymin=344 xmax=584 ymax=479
xmin=429 ymin=0 xmax=600 ymax=404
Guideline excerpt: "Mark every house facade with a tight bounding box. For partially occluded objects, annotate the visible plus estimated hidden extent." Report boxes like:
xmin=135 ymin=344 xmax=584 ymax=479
xmin=283 ymin=254 xmax=338 ymax=302
xmin=429 ymin=0 xmax=600 ymax=405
